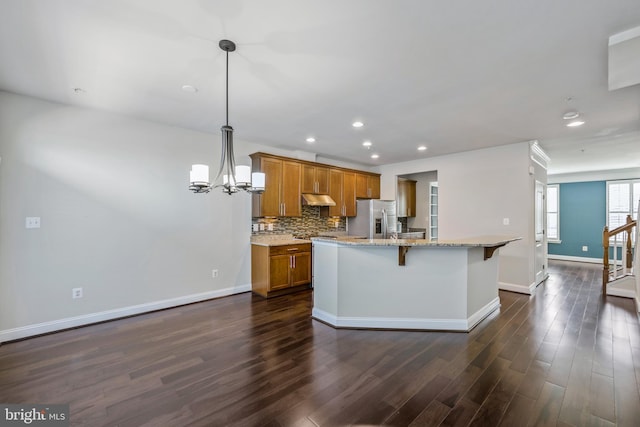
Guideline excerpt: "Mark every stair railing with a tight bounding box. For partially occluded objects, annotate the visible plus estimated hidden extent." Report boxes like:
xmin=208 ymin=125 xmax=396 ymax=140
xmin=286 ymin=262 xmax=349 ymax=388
xmin=602 ymin=214 xmax=637 ymax=293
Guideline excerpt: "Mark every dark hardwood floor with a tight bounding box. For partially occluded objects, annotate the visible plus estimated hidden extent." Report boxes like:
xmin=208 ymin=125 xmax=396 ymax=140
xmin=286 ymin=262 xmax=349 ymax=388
xmin=1 ymin=260 xmax=640 ymax=426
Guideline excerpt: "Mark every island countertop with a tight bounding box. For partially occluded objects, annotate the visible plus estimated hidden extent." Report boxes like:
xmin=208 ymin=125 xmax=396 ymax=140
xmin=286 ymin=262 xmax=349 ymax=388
xmin=311 ymin=235 xmax=521 ymax=247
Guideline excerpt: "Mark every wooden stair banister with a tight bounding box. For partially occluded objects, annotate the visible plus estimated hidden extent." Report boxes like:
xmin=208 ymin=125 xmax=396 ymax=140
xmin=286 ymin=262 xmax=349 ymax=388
xmin=602 ymin=214 xmax=636 ymax=294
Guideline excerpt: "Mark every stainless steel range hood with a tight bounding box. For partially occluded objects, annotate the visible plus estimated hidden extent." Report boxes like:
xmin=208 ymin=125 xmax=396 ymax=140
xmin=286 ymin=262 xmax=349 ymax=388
xmin=301 ymin=194 xmax=336 ymax=206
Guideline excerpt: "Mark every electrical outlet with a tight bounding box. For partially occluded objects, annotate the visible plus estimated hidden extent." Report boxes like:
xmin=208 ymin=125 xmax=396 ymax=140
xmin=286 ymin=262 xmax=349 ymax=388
xmin=212 ymin=269 xmax=219 ymax=278
xmin=72 ymin=287 xmax=83 ymax=299
xmin=25 ymin=217 xmax=41 ymax=229
xmin=259 ymin=223 xmax=265 ymax=231
xmin=267 ymin=223 xmax=274 ymax=231
xmin=252 ymin=224 xmax=259 ymax=232
xmin=334 ymin=221 xmax=339 ymax=228
xmin=582 ymin=246 xmax=588 ymax=252
xmin=502 ymin=218 xmax=510 ymax=225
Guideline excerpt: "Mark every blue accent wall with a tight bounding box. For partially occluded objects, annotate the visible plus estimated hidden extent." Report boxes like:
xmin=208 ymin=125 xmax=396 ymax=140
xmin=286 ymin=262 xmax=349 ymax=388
xmin=548 ymin=181 xmax=606 ymax=258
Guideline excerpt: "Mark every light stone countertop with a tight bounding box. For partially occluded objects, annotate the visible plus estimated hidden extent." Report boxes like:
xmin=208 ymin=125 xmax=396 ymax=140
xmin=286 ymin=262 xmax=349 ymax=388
xmin=250 ymin=234 xmax=312 ymax=247
xmin=311 ymin=235 xmax=521 ymax=247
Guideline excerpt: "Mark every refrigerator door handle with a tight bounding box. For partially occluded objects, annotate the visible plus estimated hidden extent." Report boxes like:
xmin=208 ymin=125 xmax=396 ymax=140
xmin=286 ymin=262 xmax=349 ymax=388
xmin=381 ymin=209 xmax=387 ymax=239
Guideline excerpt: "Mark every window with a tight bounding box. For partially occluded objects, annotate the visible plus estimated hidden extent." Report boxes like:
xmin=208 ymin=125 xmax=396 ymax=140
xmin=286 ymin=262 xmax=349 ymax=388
xmin=607 ymin=180 xmax=639 ymax=230
xmin=547 ymin=184 xmax=559 ymax=242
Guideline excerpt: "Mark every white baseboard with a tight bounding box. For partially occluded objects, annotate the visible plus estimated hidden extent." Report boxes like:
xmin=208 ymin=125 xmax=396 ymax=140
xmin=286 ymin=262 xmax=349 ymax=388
xmin=548 ymin=254 xmax=602 ymax=264
xmin=499 ymin=281 xmax=536 ymax=295
xmin=312 ymin=297 xmax=500 ymax=332
xmin=0 ymin=284 xmax=251 ymax=343
xmin=467 ymin=297 xmax=501 ymax=330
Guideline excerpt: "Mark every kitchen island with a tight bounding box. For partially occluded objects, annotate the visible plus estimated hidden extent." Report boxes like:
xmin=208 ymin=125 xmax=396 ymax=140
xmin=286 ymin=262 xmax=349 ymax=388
xmin=311 ymin=236 xmax=520 ymax=332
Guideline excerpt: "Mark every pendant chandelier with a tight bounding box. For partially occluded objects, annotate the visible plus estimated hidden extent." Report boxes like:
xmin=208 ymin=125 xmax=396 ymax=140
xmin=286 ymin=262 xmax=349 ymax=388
xmin=189 ymin=39 xmax=265 ymax=195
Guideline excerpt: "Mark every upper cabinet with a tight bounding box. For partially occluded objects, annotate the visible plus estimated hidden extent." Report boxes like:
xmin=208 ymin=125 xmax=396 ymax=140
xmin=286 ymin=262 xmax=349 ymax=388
xmin=356 ymin=173 xmax=381 ymax=199
xmin=251 ymin=154 xmax=301 ymax=217
xmin=302 ymin=164 xmax=329 ymax=194
xmin=250 ymin=152 xmax=372 ymax=218
xmin=328 ymin=169 xmax=357 ymax=217
xmin=397 ymin=178 xmax=417 ymax=217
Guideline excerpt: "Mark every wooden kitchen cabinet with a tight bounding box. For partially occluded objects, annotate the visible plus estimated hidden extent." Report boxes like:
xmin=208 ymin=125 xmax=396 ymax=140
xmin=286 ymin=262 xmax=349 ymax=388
xmin=327 ymin=169 xmax=357 ymax=217
xmin=397 ymin=178 xmax=417 ymax=217
xmin=356 ymin=173 xmax=381 ymax=199
xmin=251 ymin=154 xmax=301 ymax=217
xmin=250 ymin=152 xmax=375 ymax=218
xmin=302 ymin=164 xmax=329 ymax=194
xmin=343 ymin=171 xmax=357 ymax=216
xmin=251 ymin=243 xmax=312 ymax=297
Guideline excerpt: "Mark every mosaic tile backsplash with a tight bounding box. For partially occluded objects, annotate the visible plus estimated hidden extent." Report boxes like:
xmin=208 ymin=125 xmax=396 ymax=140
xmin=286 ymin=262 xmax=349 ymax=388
xmin=251 ymin=205 xmax=346 ymax=238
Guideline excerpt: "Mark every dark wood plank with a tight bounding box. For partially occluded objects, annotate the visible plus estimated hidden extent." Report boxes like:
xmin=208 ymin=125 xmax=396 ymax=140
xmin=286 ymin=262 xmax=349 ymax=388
xmin=529 ymin=381 xmax=566 ymax=427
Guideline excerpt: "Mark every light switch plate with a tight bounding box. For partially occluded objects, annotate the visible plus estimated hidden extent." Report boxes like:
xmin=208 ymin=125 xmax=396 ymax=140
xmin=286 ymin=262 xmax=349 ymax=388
xmin=503 ymin=218 xmax=510 ymax=225
xmin=26 ymin=217 xmax=41 ymax=229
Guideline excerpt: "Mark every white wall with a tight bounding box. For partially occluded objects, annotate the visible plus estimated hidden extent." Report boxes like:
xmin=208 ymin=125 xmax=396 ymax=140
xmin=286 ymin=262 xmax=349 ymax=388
xmin=0 ymin=92 xmax=367 ymax=341
xmin=379 ymin=142 xmax=536 ymax=292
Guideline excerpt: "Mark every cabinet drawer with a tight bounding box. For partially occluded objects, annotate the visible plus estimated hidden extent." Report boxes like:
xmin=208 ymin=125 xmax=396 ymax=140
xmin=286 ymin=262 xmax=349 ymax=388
xmin=269 ymin=243 xmax=311 ymax=256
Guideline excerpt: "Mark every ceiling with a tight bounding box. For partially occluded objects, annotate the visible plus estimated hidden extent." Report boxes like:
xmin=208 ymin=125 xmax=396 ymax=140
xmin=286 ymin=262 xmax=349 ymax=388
xmin=1 ymin=0 xmax=639 ymax=175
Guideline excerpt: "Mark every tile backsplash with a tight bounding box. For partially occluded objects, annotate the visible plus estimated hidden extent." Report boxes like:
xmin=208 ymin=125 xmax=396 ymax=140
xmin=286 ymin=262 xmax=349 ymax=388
xmin=251 ymin=205 xmax=346 ymax=238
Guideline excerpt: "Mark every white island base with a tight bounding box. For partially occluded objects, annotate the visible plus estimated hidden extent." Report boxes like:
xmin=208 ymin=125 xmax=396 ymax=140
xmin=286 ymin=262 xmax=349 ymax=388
xmin=312 ymin=237 xmax=518 ymax=332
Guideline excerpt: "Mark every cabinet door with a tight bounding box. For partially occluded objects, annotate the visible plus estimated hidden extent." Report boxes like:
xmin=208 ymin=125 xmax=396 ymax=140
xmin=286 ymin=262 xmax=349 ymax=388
xmin=269 ymin=255 xmax=291 ymax=290
xmin=290 ymin=252 xmax=311 ymax=286
xmin=356 ymin=173 xmax=369 ymax=199
xmin=328 ymin=169 xmax=343 ymax=216
xmin=258 ymin=157 xmax=283 ymax=217
xmin=343 ymin=172 xmax=357 ymax=217
xmin=301 ymin=164 xmax=316 ymax=194
xmin=407 ymin=180 xmax=416 ymax=217
xmin=369 ymin=175 xmax=380 ymax=199
xmin=315 ymin=166 xmax=329 ymax=194
xmin=281 ymin=160 xmax=301 ymax=216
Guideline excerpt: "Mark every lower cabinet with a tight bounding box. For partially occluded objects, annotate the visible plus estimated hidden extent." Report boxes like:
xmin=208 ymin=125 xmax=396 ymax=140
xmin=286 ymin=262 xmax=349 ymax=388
xmin=251 ymin=243 xmax=312 ymax=297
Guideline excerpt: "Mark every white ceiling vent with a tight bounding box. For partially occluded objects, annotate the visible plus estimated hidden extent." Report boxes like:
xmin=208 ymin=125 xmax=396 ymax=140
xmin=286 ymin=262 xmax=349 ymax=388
xmin=609 ymin=26 xmax=640 ymax=91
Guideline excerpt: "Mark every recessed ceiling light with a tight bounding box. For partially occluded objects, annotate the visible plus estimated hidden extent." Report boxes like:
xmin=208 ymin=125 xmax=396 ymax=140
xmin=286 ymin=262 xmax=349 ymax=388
xmin=417 ymin=145 xmax=427 ymax=151
xmin=562 ymin=110 xmax=580 ymax=120
xmin=182 ymin=84 xmax=198 ymax=93
xmin=352 ymin=121 xmax=364 ymax=128
xmin=566 ymin=120 xmax=585 ymax=127
xmin=306 ymin=137 xmax=316 ymax=143
xmin=362 ymin=141 xmax=372 ymax=148
xmin=371 ymin=153 xmax=379 ymax=159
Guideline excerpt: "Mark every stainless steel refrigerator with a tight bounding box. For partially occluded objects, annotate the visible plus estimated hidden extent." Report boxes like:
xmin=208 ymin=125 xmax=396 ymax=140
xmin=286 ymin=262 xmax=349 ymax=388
xmin=347 ymin=199 xmax=397 ymax=239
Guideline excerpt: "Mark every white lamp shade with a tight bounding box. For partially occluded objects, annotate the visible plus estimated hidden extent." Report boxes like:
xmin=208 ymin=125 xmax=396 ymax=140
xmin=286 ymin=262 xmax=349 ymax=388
xmin=190 ymin=164 xmax=209 ymax=183
xmin=235 ymin=165 xmax=251 ymax=187
xmin=252 ymin=172 xmax=265 ymax=190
